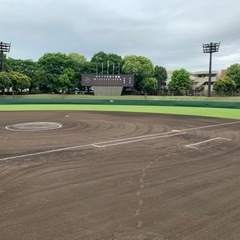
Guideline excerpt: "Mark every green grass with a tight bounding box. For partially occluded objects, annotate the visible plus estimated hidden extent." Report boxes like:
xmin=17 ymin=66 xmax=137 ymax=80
xmin=1 ymin=104 xmax=240 ymax=119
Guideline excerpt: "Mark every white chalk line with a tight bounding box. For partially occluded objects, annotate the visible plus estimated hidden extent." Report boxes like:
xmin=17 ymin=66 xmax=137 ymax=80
xmin=92 ymin=132 xmax=186 ymax=148
xmin=0 ymin=131 xmax=185 ymax=161
xmin=183 ymin=120 xmax=240 ymax=132
xmin=0 ymin=120 xmax=239 ymax=161
xmin=92 ymin=130 xmax=184 ymax=145
xmin=185 ymin=137 xmax=232 ymax=149
xmin=6 ymin=122 xmax=62 ymax=131
xmin=0 ymin=144 xmax=92 ymax=161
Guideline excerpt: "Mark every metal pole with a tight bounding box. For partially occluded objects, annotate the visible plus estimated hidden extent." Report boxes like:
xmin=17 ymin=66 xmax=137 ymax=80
xmin=202 ymin=41 xmax=220 ymax=97
xmin=208 ymin=46 xmax=213 ymax=97
xmin=0 ymin=52 xmax=4 ymax=71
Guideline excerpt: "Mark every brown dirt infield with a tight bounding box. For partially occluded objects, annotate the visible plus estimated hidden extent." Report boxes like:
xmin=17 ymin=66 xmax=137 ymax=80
xmin=0 ymin=111 xmax=240 ymax=240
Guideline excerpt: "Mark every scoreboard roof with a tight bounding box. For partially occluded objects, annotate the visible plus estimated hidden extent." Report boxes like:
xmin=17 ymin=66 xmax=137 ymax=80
xmin=81 ymin=74 xmax=134 ymax=87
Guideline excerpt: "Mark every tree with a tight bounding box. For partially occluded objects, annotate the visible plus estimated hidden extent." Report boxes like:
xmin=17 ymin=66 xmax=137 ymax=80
xmin=8 ymin=71 xmax=31 ymax=94
xmin=122 ymin=55 xmax=154 ymax=91
xmin=91 ymin=51 xmax=108 ymax=74
xmin=141 ymin=77 xmax=158 ymax=95
xmin=6 ymin=58 xmax=36 ymax=75
xmin=107 ymin=53 xmax=122 ymax=74
xmin=67 ymin=53 xmax=88 ymax=92
xmin=38 ymin=53 xmax=69 ymax=75
xmin=154 ymin=66 xmax=167 ymax=94
xmin=59 ymin=68 xmax=76 ymax=93
xmin=38 ymin=53 xmax=76 ymax=93
xmin=6 ymin=58 xmax=41 ymax=93
xmin=68 ymin=53 xmax=87 ymax=65
xmin=168 ymin=68 xmax=192 ymax=95
xmin=226 ymin=63 xmax=240 ymax=88
xmin=81 ymin=61 xmax=97 ymax=74
xmin=90 ymin=51 xmax=122 ymax=74
xmin=213 ymin=76 xmax=236 ymax=95
xmin=0 ymin=71 xmax=11 ymax=93
xmin=91 ymin=51 xmax=108 ymax=63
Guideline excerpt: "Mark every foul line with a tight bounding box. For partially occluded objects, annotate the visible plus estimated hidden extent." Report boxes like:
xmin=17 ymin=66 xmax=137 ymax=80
xmin=0 ymin=120 xmax=239 ymax=161
xmin=0 ymin=131 xmax=185 ymax=161
xmin=92 ymin=131 xmax=186 ymax=148
xmin=182 ymin=120 xmax=240 ymax=132
xmin=0 ymin=144 xmax=92 ymax=161
xmin=185 ymin=137 xmax=232 ymax=149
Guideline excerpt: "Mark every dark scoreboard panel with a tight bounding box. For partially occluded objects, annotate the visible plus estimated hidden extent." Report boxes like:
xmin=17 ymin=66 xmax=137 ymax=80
xmin=81 ymin=74 xmax=134 ymax=87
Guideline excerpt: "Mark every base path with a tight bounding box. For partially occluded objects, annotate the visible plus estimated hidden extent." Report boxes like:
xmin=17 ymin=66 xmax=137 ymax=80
xmin=0 ymin=111 xmax=240 ymax=240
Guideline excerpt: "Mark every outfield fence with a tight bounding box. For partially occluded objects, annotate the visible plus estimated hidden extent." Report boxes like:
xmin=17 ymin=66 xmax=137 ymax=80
xmin=0 ymin=98 xmax=240 ymax=109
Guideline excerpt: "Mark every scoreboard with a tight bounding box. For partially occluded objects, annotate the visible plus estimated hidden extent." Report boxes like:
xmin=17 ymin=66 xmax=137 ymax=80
xmin=81 ymin=74 xmax=134 ymax=87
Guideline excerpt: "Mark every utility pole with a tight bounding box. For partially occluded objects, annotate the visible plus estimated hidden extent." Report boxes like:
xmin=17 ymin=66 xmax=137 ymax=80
xmin=202 ymin=42 xmax=220 ymax=97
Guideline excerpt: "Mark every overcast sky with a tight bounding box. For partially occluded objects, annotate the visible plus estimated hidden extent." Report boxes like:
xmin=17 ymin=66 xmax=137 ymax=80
xmin=1 ymin=0 xmax=240 ymax=71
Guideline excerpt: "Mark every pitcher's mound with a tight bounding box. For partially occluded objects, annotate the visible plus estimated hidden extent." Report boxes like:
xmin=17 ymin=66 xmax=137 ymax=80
xmin=6 ymin=122 xmax=62 ymax=131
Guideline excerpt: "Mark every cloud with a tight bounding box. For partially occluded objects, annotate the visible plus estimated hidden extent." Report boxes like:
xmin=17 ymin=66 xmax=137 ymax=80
xmin=1 ymin=0 xmax=240 ymax=71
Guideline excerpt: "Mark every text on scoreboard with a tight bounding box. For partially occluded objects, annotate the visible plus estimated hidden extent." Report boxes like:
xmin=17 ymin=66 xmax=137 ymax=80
xmin=81 ymin=74 xmax=134 ymax=87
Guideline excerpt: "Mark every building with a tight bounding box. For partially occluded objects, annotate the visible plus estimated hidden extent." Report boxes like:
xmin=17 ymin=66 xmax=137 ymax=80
xmin=167 ymin=70 xmax=221 ymax=95
xmin=191 ymin=71 xmax=220 ymax=95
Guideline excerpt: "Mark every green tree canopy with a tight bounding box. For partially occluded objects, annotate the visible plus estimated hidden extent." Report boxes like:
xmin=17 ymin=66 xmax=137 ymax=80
xmin=122 ymin=55 xmax=154 ymax=91
xmin=81 ymin=61 xmax=97 ymax=74
xmin=38 ymin=53 xmax=69 ymax=75
xmin=90 ymin=51 xmax=108 ymax=74
xmin=90 ymin=51 xmax=122 ymax=74
xmin=141 ymin=77 xmax=158 ymax=95
xmin=154 ymin=66 xmax=167 ymax=94
xmin=68 ymin=53 xmax=87 ymax=65
xmin=107 ymin=53 xmax=122 ymax=74
xmin=67 ymin=53 xmax=89 ymax=91
xmin=38 ymin=52 xmax=78 ymax=93
xmin=8 ymin=71 xmax=31 ymax=94
xmin=6 ymin=58 xmax=36 ymax=75
xmin=59 ymin=68 xmax=76 ymax=93
xmin=0 ymin=71 xmax=11 ymax=92
xmin=91 ymin=51 xmax=108 ymax=63
xmin=168 ymin=68 xmax=192 ymax=95
xmin=226 ymin=63 xmax=240 ymax=88
xmin=6 ymin=58 xmax=41 ymax=93
xmin=213 ymin=76 xmax=237 ymax=95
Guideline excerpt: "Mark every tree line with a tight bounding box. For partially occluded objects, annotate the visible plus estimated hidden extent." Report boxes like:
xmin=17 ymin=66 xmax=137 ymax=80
xmin=0 ymin=51 xmax=239 ymax=95
xmin=0 ymin=51 xmax=167 ymax=95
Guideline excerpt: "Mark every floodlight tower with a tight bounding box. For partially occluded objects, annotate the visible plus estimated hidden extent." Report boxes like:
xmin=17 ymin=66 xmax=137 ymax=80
xmin=202 ymin=42 xmax=220 ymax=97
xmin=0 ymin=41 xmax=11 ymax=71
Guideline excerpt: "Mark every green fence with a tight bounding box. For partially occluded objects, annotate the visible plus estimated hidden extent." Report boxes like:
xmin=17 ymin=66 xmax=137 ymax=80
xmin=0 ymin=98 xmax=240 ymax=109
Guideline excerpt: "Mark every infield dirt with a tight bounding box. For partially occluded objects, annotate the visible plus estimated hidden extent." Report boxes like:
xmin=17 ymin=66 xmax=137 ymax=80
xmin=0 ymin=111 xmax=240 ymax=240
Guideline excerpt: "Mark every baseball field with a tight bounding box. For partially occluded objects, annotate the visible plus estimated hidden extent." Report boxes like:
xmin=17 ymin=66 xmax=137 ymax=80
xmin=0 ymin=97 xmax=240 ymax=240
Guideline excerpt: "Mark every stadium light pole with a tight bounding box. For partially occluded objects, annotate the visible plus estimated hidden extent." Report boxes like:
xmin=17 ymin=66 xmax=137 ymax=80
xmin=0 ymin=41 xmax=11 ymax=72
xmin=202 ymin=42 xmax=220 ymax=97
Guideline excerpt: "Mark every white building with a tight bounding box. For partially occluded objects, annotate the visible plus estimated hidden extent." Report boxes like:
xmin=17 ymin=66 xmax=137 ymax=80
xmin=191 ymin=71 xmax=220 ymax=95
xmin=167 ymin=70 xmax=221 ymax=95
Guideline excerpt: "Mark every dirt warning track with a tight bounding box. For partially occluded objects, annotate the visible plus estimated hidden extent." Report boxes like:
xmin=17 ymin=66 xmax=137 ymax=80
xmin=0 ymin=111 xmax=240 ymax=240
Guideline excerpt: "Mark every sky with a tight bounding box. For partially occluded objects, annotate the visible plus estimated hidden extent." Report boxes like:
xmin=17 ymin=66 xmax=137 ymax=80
xmin=1 ymin=0 xmax=240 ymax=71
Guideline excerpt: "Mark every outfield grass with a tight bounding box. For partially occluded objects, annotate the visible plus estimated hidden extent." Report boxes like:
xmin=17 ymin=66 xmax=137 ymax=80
xmin=1 ymin=104 xmax=240 ymax=119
